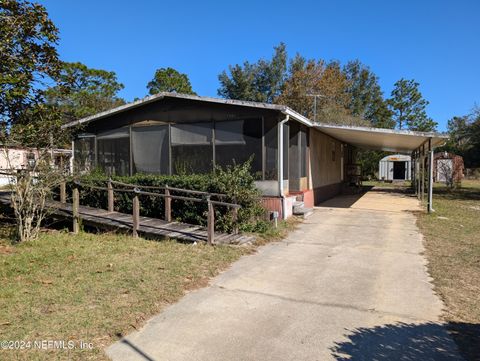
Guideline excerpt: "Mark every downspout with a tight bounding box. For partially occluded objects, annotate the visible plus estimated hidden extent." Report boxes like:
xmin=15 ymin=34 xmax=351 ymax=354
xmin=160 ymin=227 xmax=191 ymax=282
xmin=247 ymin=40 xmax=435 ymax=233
xmin=278 ymin=114 xmax=289 ymax=219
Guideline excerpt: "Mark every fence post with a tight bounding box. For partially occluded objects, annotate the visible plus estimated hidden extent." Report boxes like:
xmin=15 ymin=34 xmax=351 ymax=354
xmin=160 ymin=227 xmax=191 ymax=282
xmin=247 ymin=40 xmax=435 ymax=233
xmin=207 ymin=196 xmax=214 ymax=245
xmin=108 ymin=179 xmax=114 ymax=212
xmin=165 ymin=185 xmax=171 ymax=222
xmin=132 ymin=190 xmax=140 ymax=238
xmin=72 ymin=186 xmax=79 ymax=234
xmin=60 ymin=181 xmax=66 ymax=203
xmin=232 ymin=207 xmax=239 ymax=235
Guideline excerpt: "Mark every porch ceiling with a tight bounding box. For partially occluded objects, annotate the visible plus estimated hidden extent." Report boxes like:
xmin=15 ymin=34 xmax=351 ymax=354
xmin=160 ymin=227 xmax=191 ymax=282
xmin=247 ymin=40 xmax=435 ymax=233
xmin=314 ymin=123 xmax=448 ymax=153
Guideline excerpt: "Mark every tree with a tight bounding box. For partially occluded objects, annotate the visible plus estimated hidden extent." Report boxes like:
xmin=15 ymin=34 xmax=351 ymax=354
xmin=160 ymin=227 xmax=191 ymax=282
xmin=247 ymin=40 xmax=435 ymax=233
xmin=343 ymin=60 xmax=394 ymax=128
xmin=218 ymin=43 xmax=287 ymax=103
xmin=387 ymin=78 xmax=437 ymax=131
xmin=0 ymin=0 xmax=70 ymax=242
xmin=0 ymin=0 xmax=61 ymax=125
xmin=276 ymin=55 xmax=367 ymax=126
xmin=147 ymin=67 xmax=195 ymax=95
xmin=45 ymin=61 xmax=125 ymax=123
xmin=444 ymin=107 xmax=480 ymax=168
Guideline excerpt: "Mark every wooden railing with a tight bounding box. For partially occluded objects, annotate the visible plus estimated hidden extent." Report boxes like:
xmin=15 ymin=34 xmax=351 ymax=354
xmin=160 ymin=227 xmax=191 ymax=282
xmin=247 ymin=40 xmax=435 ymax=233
xmin=66 ymin=179 xmax=241 ymax=245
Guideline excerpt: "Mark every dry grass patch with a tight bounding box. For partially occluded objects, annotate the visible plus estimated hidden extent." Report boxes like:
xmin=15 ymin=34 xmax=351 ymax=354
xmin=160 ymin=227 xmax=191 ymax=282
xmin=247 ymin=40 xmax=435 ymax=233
xmin=0 ymin=230 xmax=249 ymax=360
xmin=416 ymin=179 xmax=480 ymax=360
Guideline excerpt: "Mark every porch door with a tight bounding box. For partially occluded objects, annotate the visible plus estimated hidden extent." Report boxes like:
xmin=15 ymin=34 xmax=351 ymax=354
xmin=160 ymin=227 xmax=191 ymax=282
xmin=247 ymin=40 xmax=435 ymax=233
xmin=288 ymin=123 xmax=300 ymax=191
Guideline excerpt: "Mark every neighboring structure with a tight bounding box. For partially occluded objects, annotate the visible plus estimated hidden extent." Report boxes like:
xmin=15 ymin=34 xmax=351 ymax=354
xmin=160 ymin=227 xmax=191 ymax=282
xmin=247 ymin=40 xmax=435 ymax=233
xmin=0 ymin=146 xmax=71 ymax=186
xmin=434 ymin=152 xmax=464 ymax=184
xmin=378 ymin=154 xmax=412 ymax=181
xmin=63 ymin=93 xmax=447 ymax=217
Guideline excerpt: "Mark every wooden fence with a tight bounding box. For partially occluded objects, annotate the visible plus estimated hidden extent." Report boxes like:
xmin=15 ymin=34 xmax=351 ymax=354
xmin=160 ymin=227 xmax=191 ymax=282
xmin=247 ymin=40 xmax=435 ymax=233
xmin=66 ymin=179 xmax=241 ymax=245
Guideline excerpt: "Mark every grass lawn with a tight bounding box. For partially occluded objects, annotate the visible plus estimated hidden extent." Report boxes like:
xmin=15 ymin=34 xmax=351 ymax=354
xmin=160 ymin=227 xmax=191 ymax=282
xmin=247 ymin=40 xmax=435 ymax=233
xmin=416 ymin=179 xmax=480 ymax=360
xmin=363 ymin=180 xmax=412 ymax=188
xmin=0 ymin=230 xmax=250 ymax=360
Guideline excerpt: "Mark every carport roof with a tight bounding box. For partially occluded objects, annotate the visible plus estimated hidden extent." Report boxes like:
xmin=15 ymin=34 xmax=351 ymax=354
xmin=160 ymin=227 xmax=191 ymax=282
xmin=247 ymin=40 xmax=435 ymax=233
xmin=314 ymin=123 xmax=448 ymax=153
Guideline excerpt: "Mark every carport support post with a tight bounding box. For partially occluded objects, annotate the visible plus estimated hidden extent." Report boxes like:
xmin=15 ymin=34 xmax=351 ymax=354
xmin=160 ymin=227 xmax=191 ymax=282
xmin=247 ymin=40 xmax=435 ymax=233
xmin=421 ymin=144 xmax=425 ymax=202
xmin=428 ymin=139 xmax=434 ymax=213
xmin=411 ymin=151 xmax=416 ymax=194
xmin=416 ymin=152 xmax=421 ymax=200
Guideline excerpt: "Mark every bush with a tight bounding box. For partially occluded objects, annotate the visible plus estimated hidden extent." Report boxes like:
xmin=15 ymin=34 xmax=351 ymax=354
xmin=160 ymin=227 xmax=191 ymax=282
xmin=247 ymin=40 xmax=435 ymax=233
xmin=67 ymin=162 xmax=266 ymax=233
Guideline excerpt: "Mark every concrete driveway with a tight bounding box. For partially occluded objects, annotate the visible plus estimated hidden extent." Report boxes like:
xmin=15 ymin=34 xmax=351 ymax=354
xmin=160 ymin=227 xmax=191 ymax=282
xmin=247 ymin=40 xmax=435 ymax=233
xmin=107 ymin=187 xmax=463 ymax=361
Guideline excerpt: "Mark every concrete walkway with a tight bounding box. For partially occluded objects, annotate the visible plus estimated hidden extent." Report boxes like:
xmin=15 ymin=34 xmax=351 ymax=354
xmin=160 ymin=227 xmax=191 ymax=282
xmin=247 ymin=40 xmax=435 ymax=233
xmin=107 ymin=187 xmax=463 ymax=361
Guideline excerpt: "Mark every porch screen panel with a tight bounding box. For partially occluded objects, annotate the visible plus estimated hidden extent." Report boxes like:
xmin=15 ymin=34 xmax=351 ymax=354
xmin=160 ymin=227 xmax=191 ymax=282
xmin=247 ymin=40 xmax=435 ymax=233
xmin=73 ymin=136 xmax=95 ymax=173
xmin=171 ymin=122 xmax=213 ymax=174
xmin=215 ymin=119 xmax=262 ymax=179
xmin=131 ymin=125 xmax=169 ymax=174
xmin=282 ymin=123 xmax=289 ymax=180
xmin=264 ymin=118 xmax=278 ymax=180
xmin=97 ymin=128 xmax=130 ymax=176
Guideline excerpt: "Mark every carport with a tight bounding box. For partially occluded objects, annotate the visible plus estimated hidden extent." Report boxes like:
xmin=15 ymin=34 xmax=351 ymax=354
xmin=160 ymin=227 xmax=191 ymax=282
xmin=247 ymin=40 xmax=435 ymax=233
xmin=314 ymin=123 xmax=448 ymax=212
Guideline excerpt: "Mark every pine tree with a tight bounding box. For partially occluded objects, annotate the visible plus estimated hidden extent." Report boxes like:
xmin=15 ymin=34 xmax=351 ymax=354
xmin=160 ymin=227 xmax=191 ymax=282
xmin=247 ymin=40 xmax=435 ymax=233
xmin=387 ymin=78 xmax=437 ymax=131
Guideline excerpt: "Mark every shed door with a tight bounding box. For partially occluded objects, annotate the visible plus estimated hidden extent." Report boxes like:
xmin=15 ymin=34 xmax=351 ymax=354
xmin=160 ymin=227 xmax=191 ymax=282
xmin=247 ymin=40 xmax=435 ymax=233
xmin=393 ymin=161 xmax=406 ymax=180
xmin=437 ymin=159 xmax=453 ymax=182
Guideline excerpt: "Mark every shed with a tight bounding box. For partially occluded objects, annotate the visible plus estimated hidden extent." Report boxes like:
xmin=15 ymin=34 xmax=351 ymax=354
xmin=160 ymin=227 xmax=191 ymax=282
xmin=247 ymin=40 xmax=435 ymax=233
xmin=434 ymin=152 xmax=464 ymax=184
xmin=378 ymin=154 xmax=412 ymax=181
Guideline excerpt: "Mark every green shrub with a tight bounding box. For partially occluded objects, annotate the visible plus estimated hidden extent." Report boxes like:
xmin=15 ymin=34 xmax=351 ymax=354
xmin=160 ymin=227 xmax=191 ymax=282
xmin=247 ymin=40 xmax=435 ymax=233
xmin=66 ymin=162 xmax=266 ymax=233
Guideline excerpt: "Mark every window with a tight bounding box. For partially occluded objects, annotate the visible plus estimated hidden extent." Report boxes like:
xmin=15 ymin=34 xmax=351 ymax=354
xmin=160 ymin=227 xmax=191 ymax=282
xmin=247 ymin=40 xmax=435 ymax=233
xmin=331 ymin=141 xmax=336 ymax=162
xmin=214 ymin=119 xmax=262 ymax=179
xmin=97 ymin=128 xmax=130 ymax=176
xmin=131 ymin=125 xmax=169 ymax=174
xmin=26 ymin=152 xmax=36 ymax=169
xmin=73 ymin=136 xmax=95 ymax=173
xmin=171 ymin=122 xmax=213 ymax=174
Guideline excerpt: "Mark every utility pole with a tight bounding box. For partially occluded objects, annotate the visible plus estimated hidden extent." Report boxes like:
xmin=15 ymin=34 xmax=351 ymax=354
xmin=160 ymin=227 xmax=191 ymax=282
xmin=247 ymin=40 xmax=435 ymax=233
xmin=306 ymin=93 xmax=326 ymax=122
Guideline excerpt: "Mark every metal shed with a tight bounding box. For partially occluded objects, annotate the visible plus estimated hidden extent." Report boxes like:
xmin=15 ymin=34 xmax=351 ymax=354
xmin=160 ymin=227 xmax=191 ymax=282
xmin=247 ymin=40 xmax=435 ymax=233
xmin=378 ymin=154 xmax=412 ymax=181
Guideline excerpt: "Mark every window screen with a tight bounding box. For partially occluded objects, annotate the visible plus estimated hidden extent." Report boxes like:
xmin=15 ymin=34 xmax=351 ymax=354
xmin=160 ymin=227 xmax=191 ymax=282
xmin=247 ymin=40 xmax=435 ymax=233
xmin=171 ymin=122 xmax=213 ymax=174
xmin=131 ymin=125 xmax=169 ymax=174
xmin=264 ymin=118 xmax=278 ymax=180
xmin=97 ymin=128 xmax=130 ymax=176
xmin=215 ymin=119 xmax=262 ymax=179
xmin=73 ymin=136 xmax=95 ymax=173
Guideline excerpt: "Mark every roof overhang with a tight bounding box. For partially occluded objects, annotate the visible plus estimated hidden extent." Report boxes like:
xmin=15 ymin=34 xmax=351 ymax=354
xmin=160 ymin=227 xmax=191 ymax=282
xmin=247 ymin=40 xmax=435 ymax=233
xmin=314 ymin=123 xmax=448 ymax=153
xmin=61 ymin=92 xmax=312 ymax=129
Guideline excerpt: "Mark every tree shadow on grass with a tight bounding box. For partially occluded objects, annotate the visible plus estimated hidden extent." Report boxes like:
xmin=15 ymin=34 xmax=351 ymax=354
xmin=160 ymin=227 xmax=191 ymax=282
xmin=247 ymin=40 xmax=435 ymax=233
xmin=433 ymin=186 xmax=480 ymax=201
xmin=330 ymin=321 xmax=480 ymax=361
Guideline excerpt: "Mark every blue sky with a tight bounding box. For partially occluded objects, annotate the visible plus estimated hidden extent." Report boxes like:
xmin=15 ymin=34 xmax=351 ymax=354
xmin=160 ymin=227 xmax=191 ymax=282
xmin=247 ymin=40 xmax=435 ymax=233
xmin=39 ymin=0 xmax=479 ymax=131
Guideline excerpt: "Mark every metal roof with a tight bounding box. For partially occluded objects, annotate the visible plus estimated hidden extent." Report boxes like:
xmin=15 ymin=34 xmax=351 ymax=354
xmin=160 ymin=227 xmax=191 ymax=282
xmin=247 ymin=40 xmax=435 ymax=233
xmin=62 ymin=92 xmax=447 ymax=153
xmin=314 ymin=123 xmax=447 ymax=152
xmin=61 ymin=92 xmax=313 ymax=129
